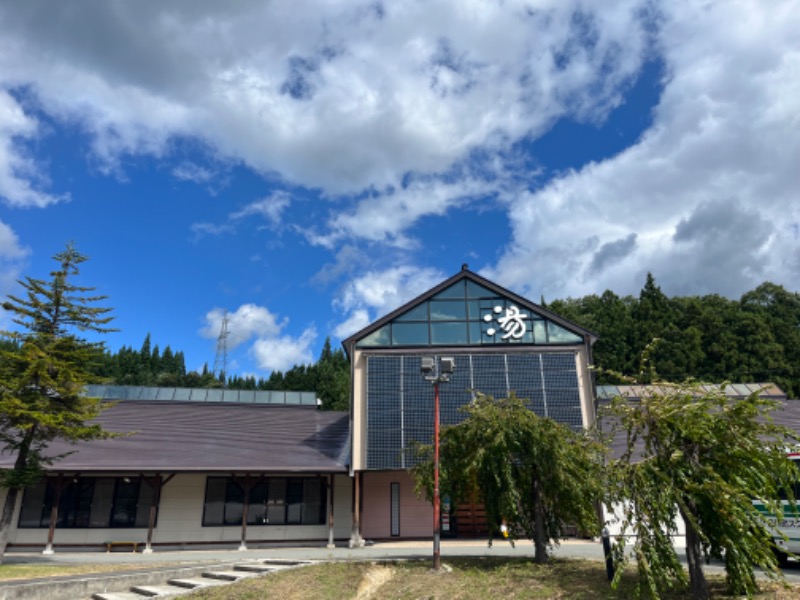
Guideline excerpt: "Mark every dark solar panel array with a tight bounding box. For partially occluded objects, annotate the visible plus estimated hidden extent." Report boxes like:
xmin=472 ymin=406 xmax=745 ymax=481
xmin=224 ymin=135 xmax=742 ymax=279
xmin=366 ymin=351 xmax=583 ymax=469
xmin=84 ymin=385 xmax=318 ymax=405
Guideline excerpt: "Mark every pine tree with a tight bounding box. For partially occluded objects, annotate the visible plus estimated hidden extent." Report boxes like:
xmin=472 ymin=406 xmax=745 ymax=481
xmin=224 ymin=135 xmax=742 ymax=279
xmin=0 ymin=243 xmax=116 ymax=561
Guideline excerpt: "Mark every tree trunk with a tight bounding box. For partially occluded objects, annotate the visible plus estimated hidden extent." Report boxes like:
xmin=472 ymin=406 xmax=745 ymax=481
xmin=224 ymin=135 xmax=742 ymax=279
xmin=532 ymin=478 xmax=548 ymax=564
xmin=681 ymin=505 xmax=709 ymax=600
xmin=0 ymin=487 xmax=20 ymax=563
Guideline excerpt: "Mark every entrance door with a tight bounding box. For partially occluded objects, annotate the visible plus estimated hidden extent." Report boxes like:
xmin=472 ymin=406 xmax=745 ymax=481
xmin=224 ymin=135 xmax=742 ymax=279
xmin=455 ymin=496 xmax=488 ymax=538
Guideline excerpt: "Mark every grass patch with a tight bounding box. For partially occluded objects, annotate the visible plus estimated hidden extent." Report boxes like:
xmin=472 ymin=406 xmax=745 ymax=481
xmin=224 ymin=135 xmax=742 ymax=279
xmin=0 ymin=563 xmax=144 ymax=581
xmin=186 ymin=557 xmax=800 ymax=599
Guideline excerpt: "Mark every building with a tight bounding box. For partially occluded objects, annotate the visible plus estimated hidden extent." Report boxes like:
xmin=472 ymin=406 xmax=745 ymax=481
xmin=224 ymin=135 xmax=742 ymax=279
xmin=0 ymin=388 xmax=353 ymax=552
xmin=342 ymin=266 xmax=597 ymax=543
xmin=0 ymin=266 xmax=599 ymax=552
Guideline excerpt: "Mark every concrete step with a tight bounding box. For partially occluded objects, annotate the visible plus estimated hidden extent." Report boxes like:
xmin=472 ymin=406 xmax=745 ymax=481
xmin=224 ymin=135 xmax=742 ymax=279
xmin=201 ymin=570 xmax=255 ymax=581
xmin=93 ymin=593 xmax=152 ymax=600
xmin=167 ymin=577 xmax=230 ymax=589
xmin=130 ymin=584 xmax=192 ymax=597
xmin=233 ymin=563 xmax=277 ymax=573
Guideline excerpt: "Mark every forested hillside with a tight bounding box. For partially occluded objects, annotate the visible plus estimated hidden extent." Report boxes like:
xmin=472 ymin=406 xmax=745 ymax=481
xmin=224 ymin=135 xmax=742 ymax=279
xmin=547 ymin=275 xmax=800 ymax=397
xmin=85 ymin=275 xmax=800 ymax=407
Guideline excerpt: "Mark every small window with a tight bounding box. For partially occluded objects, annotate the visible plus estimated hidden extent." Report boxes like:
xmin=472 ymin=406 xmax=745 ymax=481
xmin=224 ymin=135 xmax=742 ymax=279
xmin=390 ymin=482 xmax=400 ymax=537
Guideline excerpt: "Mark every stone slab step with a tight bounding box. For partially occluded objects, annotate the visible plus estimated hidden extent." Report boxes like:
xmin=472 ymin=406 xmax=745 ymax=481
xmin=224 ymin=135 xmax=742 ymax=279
xmin=233 ymin=564 xmax=277 ymax=573
xmin=167 ymin=577 xmax=230 ymax=589
xmin=130 ymin=584 xmax=191 ymax=597
xmin=93 ymin=593 xmax=152 ymax=600
xmin=202 ymin=570 xmax=255 ymax=581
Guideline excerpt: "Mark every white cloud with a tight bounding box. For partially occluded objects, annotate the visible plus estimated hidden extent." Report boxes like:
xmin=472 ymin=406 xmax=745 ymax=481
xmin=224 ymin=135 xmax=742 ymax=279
xmin=0 ymin=1 xmax=650 ymax=199
xmin=333 ymin=264 xmax=446 ymax=336
xmin=0 ymin=91 xmax=65 ymax=208
xmin=201 ymin=303 xmax=316 ymax=374
xmin=230 ymin=191 xmax=291 ymax=227
xmin=172 ymin=162 xmax=216 ymax=184
xmin=201 ymin=304 xmax=284 ymax=349
xmin=332 ymin=308 xmax=371 ymax=340
xmin=488 ymin=0 xmax=800 ymax=300
xmin=251 ymin=326 xmax=317 ymax=373
xmin=0 ymin=220 xmax=30 ymax=327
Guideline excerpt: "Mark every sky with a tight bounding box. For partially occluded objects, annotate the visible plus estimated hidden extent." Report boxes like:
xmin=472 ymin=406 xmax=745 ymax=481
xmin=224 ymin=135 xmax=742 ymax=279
xmin=0 ymin=1 xmax=798 ymax=377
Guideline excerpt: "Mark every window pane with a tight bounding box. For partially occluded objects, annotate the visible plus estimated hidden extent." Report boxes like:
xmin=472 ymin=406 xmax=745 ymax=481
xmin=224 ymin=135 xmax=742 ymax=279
xmin=546 ymin=322 xmax=583 ymax=343
xmin=59 ymin=480 xmax=94 ymax=528
xmin=468 ymin=321 xmax=482 ymax=344
xmin=532 ymin=320 xmax=546 ymax=343
xmin=432 ymin=282 xmax=465 ymax=299
xmin=135 ymin=481 xmax=155 ymax=528
xmin=467 ymin=300 xmax=481 ymax=320
xmin=19 ymin=481 xmax=48 ymax=528
xmin=395 ymin=303 xmax=428 ymax=321
xmin=429 ymin=300 xmax=467 ymax=321
xmin=224 ymin=480 xmax=244 ymax=525
xmin=302 ymin=479 xmax=323 ymax=524
xmin=91 ymin=478 xmax=115 ymax=527
xmin=392 ymin=322 xmax=429 ymax=345
xmin=248 ymin=481 xmax=268 ymax=525
xmin=267 ymin=478 xmax=286 ymax=524
xmin=110 ymin=479 xmax=139 ymax=527
xmin=465 ymin=280 xmax=495 ymax=298
xmin=431 ymin=322 xmax=468 ymax=345
xmin=203 ymin=478 xmax=226 ymax=526
xmin=357 ymin=325 xmax=390 ymax=347
xmin=286 ymin=479 xmax=303 ymax=524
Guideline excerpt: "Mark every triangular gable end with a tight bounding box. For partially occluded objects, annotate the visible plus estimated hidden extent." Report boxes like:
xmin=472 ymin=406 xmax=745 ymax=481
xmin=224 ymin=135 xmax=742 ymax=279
xmin=344 ymin=268 xmax=596 ymax=352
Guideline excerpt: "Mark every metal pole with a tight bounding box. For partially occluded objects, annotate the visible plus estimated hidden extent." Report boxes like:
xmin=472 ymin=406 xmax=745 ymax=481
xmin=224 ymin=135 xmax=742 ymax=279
xmin=433 ymin=380 xmax=441 ymax=570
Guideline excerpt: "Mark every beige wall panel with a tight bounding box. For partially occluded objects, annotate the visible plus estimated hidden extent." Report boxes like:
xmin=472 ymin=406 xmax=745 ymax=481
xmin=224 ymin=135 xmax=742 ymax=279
xmin=352 ymin=350 xmax=367 ymax=471
xmin=361 ymin=471 xmax=432 ymax=539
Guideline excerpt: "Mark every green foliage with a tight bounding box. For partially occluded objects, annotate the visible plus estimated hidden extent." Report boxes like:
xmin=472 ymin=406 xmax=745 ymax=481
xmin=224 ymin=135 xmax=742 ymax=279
xmin=0 ymin=243 xmax=116 ymax=488
xmin=412 ymin=393 xmax=603 ymax=563
xmin=604 ymin=378 xmax=800 ymax=598
xmin=548 ymin=275 xmax=800 ymax=396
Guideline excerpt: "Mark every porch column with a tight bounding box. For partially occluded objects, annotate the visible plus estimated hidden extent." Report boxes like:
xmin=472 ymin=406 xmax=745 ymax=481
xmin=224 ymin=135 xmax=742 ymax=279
xmin=141 ymin=473 xmax=175 ymax=554
xmin=349 ymin=471 xmax=364 ymax=548
xmin=327 ymin=474 xmax=335 ymax=549
xmin=232 ymin=474 xmax=265 ymax=551
xmin=43 ymin=474 xmax=66 ymax=555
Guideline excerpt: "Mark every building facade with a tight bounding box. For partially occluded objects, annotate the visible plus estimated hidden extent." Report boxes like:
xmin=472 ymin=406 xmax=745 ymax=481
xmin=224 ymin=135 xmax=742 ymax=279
xmin=343 ymin=266 xmax=597 ymax=543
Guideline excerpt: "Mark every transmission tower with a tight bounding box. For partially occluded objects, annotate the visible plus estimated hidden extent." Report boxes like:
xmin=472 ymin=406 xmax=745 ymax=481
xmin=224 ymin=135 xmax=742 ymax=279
xmin=213 ymin=310 xmax=230 ymax=382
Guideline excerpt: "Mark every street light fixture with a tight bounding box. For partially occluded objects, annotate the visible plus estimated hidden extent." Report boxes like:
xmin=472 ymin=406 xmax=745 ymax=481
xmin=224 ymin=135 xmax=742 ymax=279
xmin=421 ymin=356 xmax=454 ymax=571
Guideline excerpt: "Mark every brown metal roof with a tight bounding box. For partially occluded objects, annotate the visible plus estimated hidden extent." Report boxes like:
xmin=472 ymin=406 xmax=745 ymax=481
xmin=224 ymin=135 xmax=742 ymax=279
xmin=0 ymin=401 xmax=350 ymax=474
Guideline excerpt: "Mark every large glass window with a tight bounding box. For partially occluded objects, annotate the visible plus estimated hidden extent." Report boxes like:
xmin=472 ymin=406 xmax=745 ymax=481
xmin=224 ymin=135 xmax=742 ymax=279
xmin=356 ymin=280 xmax=584 ymax=348
xmin=19 ymin=477 xmax=155 ymax=528
xmin=202 ymin=477 xmax=326 ymax=526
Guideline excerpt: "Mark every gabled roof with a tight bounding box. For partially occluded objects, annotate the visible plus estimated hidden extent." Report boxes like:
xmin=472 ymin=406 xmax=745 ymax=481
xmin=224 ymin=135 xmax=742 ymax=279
xmin=0 ymin=401 xmax=350 ymax=474
xmin=342 ymin=266 xmax=597 ymax=356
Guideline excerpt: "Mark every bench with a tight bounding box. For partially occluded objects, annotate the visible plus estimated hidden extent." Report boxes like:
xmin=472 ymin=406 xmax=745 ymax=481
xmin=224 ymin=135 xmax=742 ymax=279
xmin=105 ymin=541 xmax=140 ymax=553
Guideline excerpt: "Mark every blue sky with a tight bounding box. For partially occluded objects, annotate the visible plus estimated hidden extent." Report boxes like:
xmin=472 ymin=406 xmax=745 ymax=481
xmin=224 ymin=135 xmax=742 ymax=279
xmin=1 ymin=1 xmax=798 ymax=377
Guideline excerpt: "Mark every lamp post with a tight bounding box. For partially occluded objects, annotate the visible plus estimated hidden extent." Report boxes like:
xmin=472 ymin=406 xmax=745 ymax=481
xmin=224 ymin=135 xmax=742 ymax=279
xmin=421 ymin=356 xmax=455 ymax=571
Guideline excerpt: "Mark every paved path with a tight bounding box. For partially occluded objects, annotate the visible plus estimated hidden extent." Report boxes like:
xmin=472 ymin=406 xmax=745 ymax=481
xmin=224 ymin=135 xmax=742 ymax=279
xmin=4 ymin=538 xmax=800 ymax=590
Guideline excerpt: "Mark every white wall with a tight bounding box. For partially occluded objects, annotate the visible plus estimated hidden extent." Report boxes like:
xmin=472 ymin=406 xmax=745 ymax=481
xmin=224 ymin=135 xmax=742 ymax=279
xmin=5 ymin=473 xmax=353 ymax=550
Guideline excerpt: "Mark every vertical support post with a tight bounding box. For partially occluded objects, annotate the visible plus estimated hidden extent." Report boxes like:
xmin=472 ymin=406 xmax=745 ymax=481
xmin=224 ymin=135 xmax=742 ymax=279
xmin=433 ymin=381 xmax=441 ymax=571
xmin=350 ymin=471 xmax=363 ymax=548
xmin=142 ymin=473 xmax=174 ymax=554
xmin=145 ymin=476 xmax=161 ymax=554
xmin=327 ymin=474 xmax=336 ymax=549
xmin=43 ymin=474 xmax=64 ymax=555
xmin=239 ymin=474 xmax=250 ymax=551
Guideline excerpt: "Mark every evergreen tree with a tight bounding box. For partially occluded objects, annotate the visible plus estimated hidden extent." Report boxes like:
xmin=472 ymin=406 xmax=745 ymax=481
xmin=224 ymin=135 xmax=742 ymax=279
xmin=0 ymin=243 xmax=116 ymax=561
